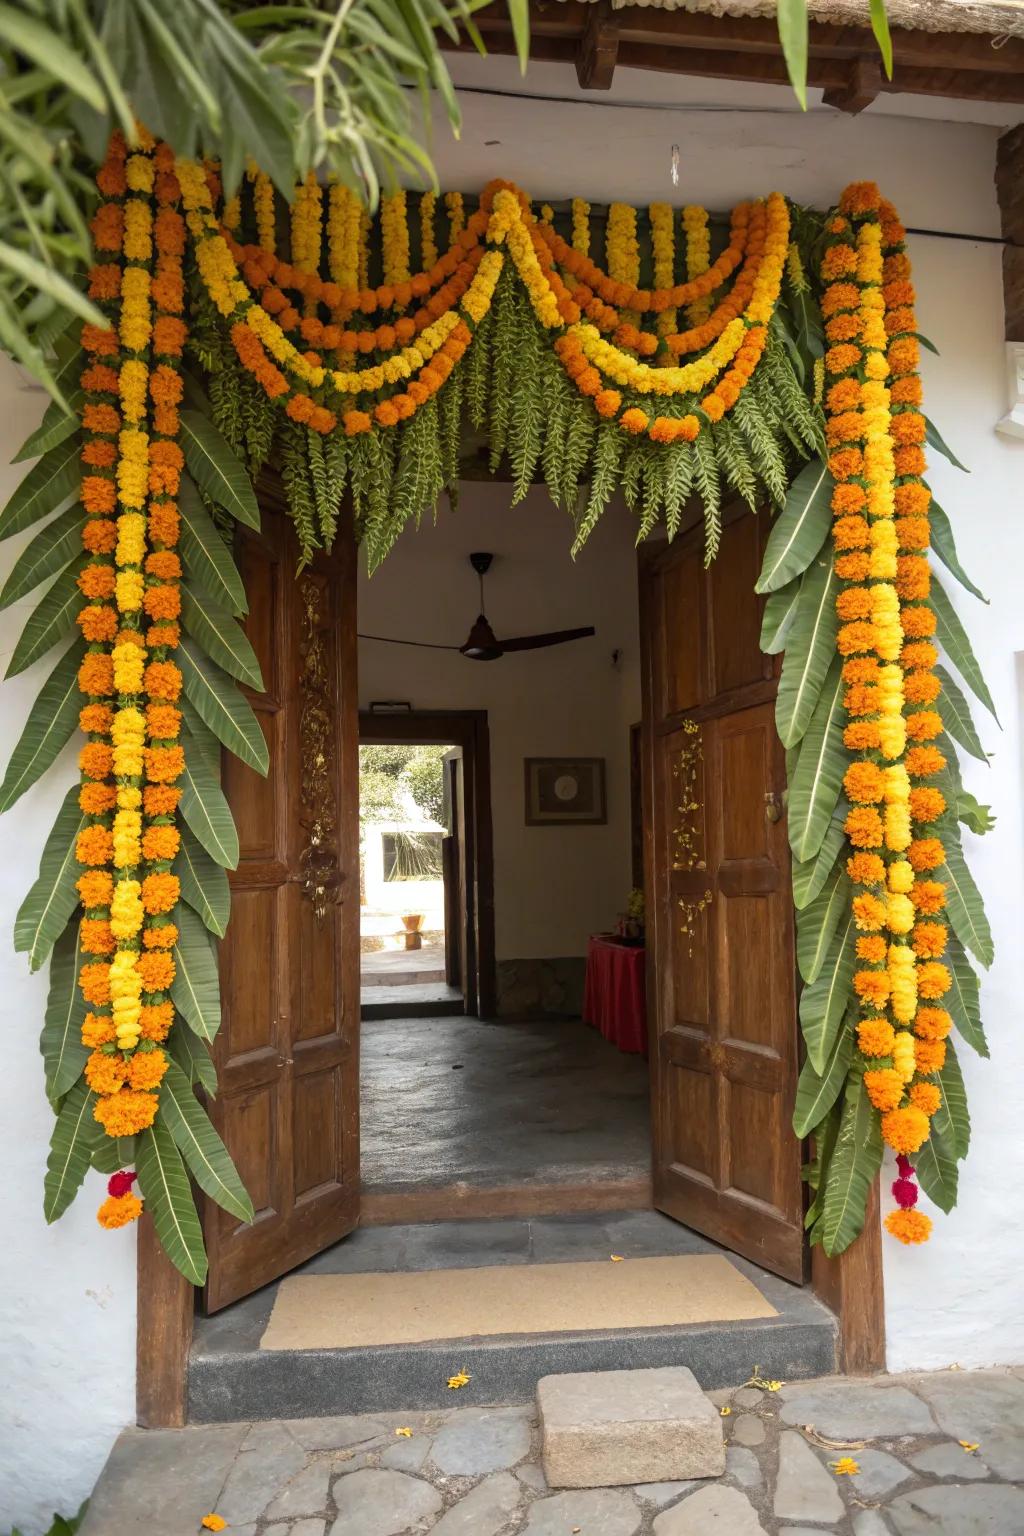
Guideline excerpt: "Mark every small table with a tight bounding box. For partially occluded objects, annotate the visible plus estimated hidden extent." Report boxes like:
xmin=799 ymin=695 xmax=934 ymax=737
xmin=583 ymin=934 xmax=647 ymax=1055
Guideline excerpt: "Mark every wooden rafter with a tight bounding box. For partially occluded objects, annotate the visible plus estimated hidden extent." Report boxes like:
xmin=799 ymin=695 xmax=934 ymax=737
xmin=449 ymin=1 xmax=1024 ymax=111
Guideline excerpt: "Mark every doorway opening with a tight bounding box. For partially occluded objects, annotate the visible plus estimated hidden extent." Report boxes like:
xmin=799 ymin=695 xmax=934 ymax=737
xmin=358 ymin=738 xmax=461 ymax=1012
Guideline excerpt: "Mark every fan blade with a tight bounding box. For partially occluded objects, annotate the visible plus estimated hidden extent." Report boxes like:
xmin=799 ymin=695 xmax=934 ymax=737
xmin=497 ymin=627 xmax=596 ymax=653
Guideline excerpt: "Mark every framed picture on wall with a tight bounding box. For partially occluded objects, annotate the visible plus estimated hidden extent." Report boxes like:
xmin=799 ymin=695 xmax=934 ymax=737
xmin=524 ymin=757 xmax=607 ymax=826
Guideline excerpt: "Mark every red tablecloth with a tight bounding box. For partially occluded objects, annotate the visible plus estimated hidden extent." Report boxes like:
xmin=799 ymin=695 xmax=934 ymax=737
xmin=583 ymin=935 xmax=647 ymax=1055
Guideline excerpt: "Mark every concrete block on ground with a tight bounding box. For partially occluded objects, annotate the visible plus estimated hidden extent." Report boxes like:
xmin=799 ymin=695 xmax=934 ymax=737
xmin=537 ymin=1366 xmax=725 ymax=1489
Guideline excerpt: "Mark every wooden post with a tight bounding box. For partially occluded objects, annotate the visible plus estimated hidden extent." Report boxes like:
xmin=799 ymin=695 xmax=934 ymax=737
xmin=136 ymin=1211 xmax=193 ymax=1427
xmin=576 ymin=0 xmax=619 ymax=90
xmin=812 ymin=1177 xmax=886 ymax=1374
xmin=996 ymin=124 xmax=1024 ymax=342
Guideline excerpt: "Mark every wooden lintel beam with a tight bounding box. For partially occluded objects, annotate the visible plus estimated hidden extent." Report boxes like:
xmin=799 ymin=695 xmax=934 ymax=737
xmin=823 ymin=55 xmax=883 ymax=114
xmin=576 ymin=0 xmax=619 ymax=90
xmin=461 ymin=2 xmax=1024 ymax=79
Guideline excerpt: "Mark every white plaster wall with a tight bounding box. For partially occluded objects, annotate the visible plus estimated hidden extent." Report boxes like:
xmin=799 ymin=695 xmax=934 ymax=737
xmin=358 ymin=485 xmax=643 ymax=959
xmin=0 ymin=354 xmax=136 ymax=1533
xmin=0 ymin=65 xmax=1021 ymax=1526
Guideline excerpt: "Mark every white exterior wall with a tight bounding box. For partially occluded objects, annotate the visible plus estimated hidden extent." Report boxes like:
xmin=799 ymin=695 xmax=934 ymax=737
xmin=0 ymin=62 xmax=1021 ymax=1530
xmin=0 ymin=355 xmax=136 ymax=1533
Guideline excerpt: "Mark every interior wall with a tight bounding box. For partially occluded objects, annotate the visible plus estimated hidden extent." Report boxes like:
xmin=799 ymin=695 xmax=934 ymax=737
xmin=357 ymin=482 xmax=643 ymax=967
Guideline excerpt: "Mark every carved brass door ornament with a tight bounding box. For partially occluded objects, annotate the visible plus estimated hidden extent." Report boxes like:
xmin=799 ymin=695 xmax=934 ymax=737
xmin=298 ymin=576 xmax=342 ymax=920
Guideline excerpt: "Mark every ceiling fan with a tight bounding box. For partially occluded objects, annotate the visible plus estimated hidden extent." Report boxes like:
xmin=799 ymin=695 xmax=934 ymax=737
xmin=359 ymin=553 xmax=596 ymax=662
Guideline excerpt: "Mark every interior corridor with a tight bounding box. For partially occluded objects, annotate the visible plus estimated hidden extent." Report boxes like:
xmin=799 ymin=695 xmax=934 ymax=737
xmin=359 ymin=1013 xmax=651 ymax=1205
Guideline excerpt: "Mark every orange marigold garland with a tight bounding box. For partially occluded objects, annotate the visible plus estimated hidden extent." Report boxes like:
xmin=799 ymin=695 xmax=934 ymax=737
xmin=822 ymin=183 xmax=964 ymax=1247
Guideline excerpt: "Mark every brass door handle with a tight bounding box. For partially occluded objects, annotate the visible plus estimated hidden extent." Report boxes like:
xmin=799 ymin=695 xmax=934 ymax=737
xmin=765 ymin=791 xmax=783 ymax=824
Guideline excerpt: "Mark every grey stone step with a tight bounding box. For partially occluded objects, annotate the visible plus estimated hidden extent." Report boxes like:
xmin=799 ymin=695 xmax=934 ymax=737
xmin=189 ymin=1213 xmax=836 ymax=1424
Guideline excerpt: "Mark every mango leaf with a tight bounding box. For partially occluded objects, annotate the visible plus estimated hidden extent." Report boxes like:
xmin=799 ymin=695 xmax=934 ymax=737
xmin=180 ymin=696 xmax=221 ymax=773
xmin=797 ymin=864 xmax=851 ymax=985
xmin=172 ymin=902 xmax=221 ymax=1042
xmin=0 ymin=638 xmax=85 ymax=812
xmin=776 ymin=0 xmax=809 ymax=108
xmin=178 ymin=474 xmax=248 ymax=616
xmin=819 ymin=1064 xmax=883 ymax=1257
xmin=793 ymin=1008 xmax=853 ymax=1138
xmin=0 ymin=434 xmax=81 ymax=542
xmin=799 ymin=911 xmax=856 ymax=1074
xmin=932 ymin=1042 xmax=970 ymax=1160
xmin=915 ymin=1113 xmax=959 ymax=1213
xmin=15 ymin=784 xmax=84 ymax=971
xmin=926 ymin=414 xmax=968 ymax=473
xmin=175 ymin=821 xmax=230 ymax=938
xmin=791 ymin=809 xmax=846 ymax=911
xmin=929 ymin=503 xmax=987 ymax=605
xmin=759 ymin=576 xmax=800 ymax=655
xmin=803 ymin=1102 xmax=841 ymax=1232
xmin=43 ymin=1079 xmax=96 ymax=1222
xmin=775 ymin=555 xmax=837 ymax=748
xmin=6 ymin=562 xmax=81 ymax=677
xmin=0 ymin=504 xmax=84 ymax=609
xmin=179 ymin=723 xmax=238 ymax=869
xmin=941 ymin=837 xmax=993 ymax=969
xmin=91 ymin=1138 xmax=123 ymax=1175
xmin=957 ymin=791 xmax=995 ymax=836
xmin=869 ymin=0 xmax=893 ymax=76
xmin=158 ymin=1061 xmax=253 ymax=1223
xmin=179 ymin=639 xmax=269 ymax=775
xmin=936 ymin=666 xmax=987 ymax=763
xmin=930 ymin=576 xmax=998 ymax=724
xmin=181 ymin=588 xmax=263 ymax=691
xmin=941 ymin=938 xmax=986 ymax=1057
xmin=12 ymin=388 xmax=83 ymax=463
xmin=41 ymin=921 xmax=88 ymax=1100
xmin=180 ymin=409 xmax=260 ymax=529
xmin=135 ymin=1120 xmax=208 ymax=1286
xmin=787 ymin=656 xmax=848 ymax=863
xmin=755 ymin=457 xmax=832 ymax=593
xmin=168 ymin=1020 xmax=219 ymax=1096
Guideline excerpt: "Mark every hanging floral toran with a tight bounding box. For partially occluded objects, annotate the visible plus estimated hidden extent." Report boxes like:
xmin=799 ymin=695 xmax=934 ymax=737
xmin=0 ymin=137 xmax=993 ymax=1284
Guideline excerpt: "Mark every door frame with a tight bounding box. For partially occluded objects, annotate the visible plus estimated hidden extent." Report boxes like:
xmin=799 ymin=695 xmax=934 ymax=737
xmin=136 ymin=522 xmax=883 ymax=1430
xmin=358 ymin=709 xmax=496 ymax=1019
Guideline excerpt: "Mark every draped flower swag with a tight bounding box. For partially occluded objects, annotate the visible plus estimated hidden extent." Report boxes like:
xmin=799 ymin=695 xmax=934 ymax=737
xmin=0 ymin=138 xmax=994 ymax=1281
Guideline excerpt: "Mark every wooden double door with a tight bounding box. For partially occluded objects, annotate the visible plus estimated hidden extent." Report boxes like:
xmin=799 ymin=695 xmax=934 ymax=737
xmin=202 ymin=501 xmax=803 ymax=1311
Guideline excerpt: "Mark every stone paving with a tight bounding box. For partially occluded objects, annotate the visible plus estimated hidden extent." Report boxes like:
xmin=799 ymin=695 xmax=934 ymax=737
xmin=81 ymin=1367 xmax=1024 ymax=1535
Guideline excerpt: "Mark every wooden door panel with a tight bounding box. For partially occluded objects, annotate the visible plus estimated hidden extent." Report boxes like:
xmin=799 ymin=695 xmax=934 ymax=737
xmin=641 ymin=505 xmax=805 ymax=1283
xmin=202 ymin=498 xmax=360 ymax=1313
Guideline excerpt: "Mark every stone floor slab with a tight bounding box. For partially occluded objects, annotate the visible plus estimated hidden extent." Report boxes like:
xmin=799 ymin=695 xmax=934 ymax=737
xmin=731 ymin=1414 xmax=766 ymax=1447
xmin=262 ymin=1458 xmax=332 ymax=1519
xmin=908 ymin=1372 xmax=1024 ymax=1438
xmin=887 ymin=1483 xmax=1024 ymax=1535
xmin=726 ymin=1445 xmax=762 ymax=1489
xmin=523 ymin=1488 xmax=642 ymax=1535
xmin=653 ymin=1484 xmax=766 ymax=1533
xmin=285 ymin=1414 xmax=391 ymax=1451
xmin=774 ymin=1430 xmax=845 ymax=1523
xmin=78 ymin=1423 xmax=249 ymax=1536
xmin=380 ymin=1434 xmax=432 ymax=1473
xmin=328 ymin=1467 xmax=442 ymax=1536
xmin=779 ymin=1381 xmax=935 ymax=1438
xmin=539 ymin=1367 xmax=724 ymax=1488
xmin=966 ymin=1429 xmax=1024 ymax=1480
xmin=429 ymin=1407 xmax=532 ymax=1475
xmin=430 ymin=1471 xmax=522 ymax=1535
xmin=853 ymin=1513 xmax=894 ymax=1536
xmin=909 ymin=1442 xmax=991 ymax=1479
xmin=843 ymin=1447 xmax=913 ymax=1499
xmin=634 ymin=1481 xmax=696 ymax=1507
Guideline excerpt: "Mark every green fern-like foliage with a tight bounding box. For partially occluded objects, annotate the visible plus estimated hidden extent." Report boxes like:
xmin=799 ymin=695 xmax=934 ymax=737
xmin=573 ymin=421 xmax=622 ymax=554
xmin=693 ymin=429 xmax=723 ymax=563
xmin=488 ymin=264 xmax=520 ymax=472
xmin=713 ymin=417 xmax=759 ymax=512
xmin=278 ymin=418 xmax=319 ymax=566
xmin=465 ymin=306 xmax=493 ymax=432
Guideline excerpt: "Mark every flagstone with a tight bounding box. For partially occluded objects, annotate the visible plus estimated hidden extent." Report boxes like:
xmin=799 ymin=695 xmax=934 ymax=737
xmin=779 ymin=1381 xmax=935 ymax=1438
xmin=731 ymin=1414 xmax=766 ymax=1446
xmin=841 ymin=1447 xmax=913 ymax=1499
xmin=634 ymin=1481 xmax=697 ymax=1506
xmin=379 ymin=1434 xmax=432 ymax=1473
xmin=887 ymin=1483 xmax=1024 ymax=1535
xmin=285 ymin=1415 xmax=390 ymax=1451
xmin=328 ymin=1468 xmax=442 ymax=1536
xmin=430 ymin=1407 xmax=532 ymax=1474
xmin=909 ymin=1441 xmax=991 ymax=1479
xmin=774 ymin=1431 xmax=845 ymax=1523
xmin=652 ymin=1485 xmax=766 ymax=1533
xmin=262 ymin=1458 xmax=332 ymax=1519
xmin=725 ymin=1445 xmax=762 ymax=1488
xmin=430 ymin=1472 xmax=522 ymax=1535
xmin=523 ymin=1488 xmax=642 ymax=1535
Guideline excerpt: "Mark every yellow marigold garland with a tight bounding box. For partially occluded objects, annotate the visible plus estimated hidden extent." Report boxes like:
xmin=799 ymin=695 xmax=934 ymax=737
xmin=682 ymin=204 xmax=712 ymax=328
